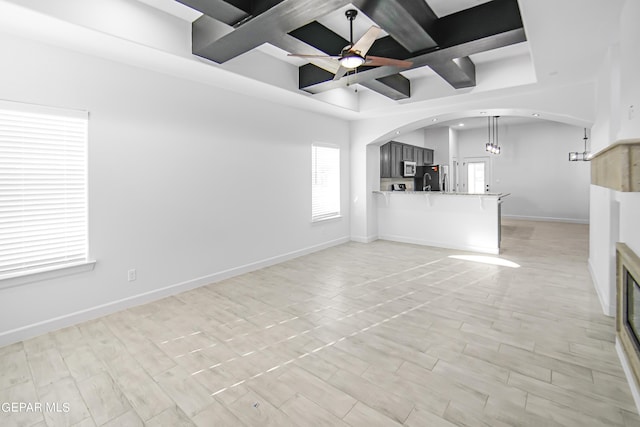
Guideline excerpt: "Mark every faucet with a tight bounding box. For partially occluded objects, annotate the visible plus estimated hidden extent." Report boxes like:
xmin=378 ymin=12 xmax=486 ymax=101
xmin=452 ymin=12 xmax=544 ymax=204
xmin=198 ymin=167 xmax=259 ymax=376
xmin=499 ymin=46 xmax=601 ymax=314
xmin=422 ymin=173 xmax=432 ymax=191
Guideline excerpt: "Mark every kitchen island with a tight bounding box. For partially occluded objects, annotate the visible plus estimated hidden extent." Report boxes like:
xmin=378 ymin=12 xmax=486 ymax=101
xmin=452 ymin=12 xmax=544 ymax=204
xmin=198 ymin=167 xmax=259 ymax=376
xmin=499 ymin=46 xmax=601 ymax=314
xmin=374 ymin=191 xmax=508 ymax=254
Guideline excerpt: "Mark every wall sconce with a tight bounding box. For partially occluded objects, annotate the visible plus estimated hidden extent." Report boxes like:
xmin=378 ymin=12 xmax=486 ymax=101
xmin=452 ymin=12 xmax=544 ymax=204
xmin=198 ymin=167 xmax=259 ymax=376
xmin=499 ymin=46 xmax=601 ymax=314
xmin=568 ymin=128 xmax=591 ymax=161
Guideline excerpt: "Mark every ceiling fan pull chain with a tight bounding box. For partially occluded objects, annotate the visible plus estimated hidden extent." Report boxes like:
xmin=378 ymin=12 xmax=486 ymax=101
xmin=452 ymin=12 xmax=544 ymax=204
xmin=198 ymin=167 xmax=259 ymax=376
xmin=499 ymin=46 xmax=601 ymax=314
xmin=354 ymin=67 xmax=358 ymax=93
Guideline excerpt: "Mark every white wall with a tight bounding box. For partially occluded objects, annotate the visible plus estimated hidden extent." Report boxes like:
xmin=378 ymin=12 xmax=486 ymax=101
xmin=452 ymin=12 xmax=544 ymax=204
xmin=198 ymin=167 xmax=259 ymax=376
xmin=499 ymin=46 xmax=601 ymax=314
xmin=618 ymin=0 xmax=640 ymax=141
xmin=589 ymin=0 xmax=640 ymax=317
xmin=588 ymin=185 xmax=619 ymax=315
xmin=0 ymin=34 xmax=350 ymax=345
xmin=456 ymin=121 xmax=590 ymax=222
xmin=589 ymin=1 xmax=640 ymax=409
xmin=391 ymin=129 xmax=424 ymax=147
xmin=424 ymin=127 xmax=450 ymax=165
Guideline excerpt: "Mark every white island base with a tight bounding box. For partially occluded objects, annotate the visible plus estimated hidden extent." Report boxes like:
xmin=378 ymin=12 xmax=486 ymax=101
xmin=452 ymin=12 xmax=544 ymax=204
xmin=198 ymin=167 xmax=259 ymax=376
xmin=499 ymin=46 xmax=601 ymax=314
xmin=374 ymin=191 xmax=506 ymax=254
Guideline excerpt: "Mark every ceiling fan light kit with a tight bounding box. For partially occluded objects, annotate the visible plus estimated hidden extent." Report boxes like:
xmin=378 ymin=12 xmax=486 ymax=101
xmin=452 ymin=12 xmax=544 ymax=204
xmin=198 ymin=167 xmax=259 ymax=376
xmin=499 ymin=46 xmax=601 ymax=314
xmin=340 ymin=54 xmax=365 ymax=69
xmin=288 ymin=9 xmax=412 ymax=81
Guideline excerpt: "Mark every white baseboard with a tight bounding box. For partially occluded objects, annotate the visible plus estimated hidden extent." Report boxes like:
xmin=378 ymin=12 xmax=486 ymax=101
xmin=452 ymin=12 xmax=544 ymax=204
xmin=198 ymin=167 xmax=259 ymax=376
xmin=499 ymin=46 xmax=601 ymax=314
xmin=502 ymin=214 xmax=589 ymax=224
xmin=378 ymin=234 xmax=499 ymax=255
xmin=588 ymin=258 xmax=615 ymax=317
xmin=0 ymin=236 xmax=349 ymax=347
xmin=616 ymin=338 xmax=640 ymax=415
xmin=350 ymin=235 xmax=378 ymax=243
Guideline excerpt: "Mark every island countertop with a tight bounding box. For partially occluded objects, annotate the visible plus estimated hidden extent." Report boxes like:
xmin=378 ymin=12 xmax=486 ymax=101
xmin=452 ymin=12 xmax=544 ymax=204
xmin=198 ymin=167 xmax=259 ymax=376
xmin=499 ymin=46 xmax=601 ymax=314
xmin=373 ymin=191 xmax=509 ymax=197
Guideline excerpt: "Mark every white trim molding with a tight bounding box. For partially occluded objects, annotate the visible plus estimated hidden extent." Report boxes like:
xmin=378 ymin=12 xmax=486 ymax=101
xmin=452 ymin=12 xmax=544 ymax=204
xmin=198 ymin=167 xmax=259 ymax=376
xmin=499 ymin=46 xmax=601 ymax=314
xmin=378 ymin=234 xmax=499 ymax=255
xmin=588 ymin=258 xmax=615 ymax=317
xmin=350 ymin=235 xmax=378 ymax=243
xmin=0 ymin=261 xmax=96 ymax=290
xmin=502 ymin=214 xmax=589 ymax=224
xmin=616 ymin=338 xmax=640 ymax=416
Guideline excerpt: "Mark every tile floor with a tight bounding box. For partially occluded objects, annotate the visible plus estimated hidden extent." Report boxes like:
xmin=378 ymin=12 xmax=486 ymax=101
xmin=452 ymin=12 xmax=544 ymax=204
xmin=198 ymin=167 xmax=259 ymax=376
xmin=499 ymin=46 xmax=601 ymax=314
xmin=1 ymin=219 xmax=639 ymax=426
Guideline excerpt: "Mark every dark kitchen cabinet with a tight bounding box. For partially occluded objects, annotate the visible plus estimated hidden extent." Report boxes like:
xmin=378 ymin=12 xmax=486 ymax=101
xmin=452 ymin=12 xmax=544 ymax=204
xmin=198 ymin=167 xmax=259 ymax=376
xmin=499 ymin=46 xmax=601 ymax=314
xmin=380 ymin=143 xmax=391 ymax=178
xmin=424 ymin=148 xmax=434 ymax=165
xmin=391 ymin=142 xmax=404 ymax=178
xmin=402 ymin=145 xmax=415 ymax=162
xmin=381 ymin=141 xmax=435 ymax=178
xmin=415 ymin=147 xmax=424 ymax=166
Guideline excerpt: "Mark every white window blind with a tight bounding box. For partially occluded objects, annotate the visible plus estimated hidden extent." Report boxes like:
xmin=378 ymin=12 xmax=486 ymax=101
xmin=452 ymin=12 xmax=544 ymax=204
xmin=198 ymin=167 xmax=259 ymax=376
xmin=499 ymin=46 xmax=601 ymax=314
xmin=0 ymin=100 xmax=88 ymax=280
xmin=311 ymin=143 xmax=340 ymax=221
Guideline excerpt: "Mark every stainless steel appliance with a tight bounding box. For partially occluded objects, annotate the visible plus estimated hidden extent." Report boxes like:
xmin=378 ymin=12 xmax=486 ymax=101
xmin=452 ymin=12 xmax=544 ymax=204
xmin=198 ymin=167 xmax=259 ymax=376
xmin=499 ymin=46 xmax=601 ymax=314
xmin=402 ymin=161 xmax=417 ymax=177
xmin=415 ymin=165 xmax=444 ymax=191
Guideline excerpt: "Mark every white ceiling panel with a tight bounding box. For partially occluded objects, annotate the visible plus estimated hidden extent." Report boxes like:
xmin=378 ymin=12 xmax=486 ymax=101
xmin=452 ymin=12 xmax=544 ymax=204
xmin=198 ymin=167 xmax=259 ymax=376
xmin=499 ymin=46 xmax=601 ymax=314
xmin=426 ymin=0 xmax=492 ymax=17
xmin=135 ymin=0 xmax=202 ymax=21
xmin=316 ymin=4 xmax=388 ymax=46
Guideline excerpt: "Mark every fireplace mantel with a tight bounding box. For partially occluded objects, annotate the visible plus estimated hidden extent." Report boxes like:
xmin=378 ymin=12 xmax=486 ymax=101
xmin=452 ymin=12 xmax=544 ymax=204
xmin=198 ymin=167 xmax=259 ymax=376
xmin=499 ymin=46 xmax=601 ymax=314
xmin=617 ymin=243 xmax=640 ymax=399
xmin=591 ymin=139 xmax=640 ymax=192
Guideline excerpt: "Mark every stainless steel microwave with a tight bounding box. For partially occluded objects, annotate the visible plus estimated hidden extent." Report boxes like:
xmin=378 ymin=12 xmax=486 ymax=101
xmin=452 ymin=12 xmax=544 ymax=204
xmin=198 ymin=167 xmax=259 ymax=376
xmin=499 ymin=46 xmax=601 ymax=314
xmin=402 ymin=161 xmax=417 ymax=177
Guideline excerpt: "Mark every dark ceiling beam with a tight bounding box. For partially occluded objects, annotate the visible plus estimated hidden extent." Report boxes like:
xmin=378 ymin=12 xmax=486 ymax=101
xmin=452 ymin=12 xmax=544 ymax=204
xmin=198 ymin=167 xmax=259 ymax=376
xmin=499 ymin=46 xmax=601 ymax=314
xmin=366 ymin=36 xmax=411 ymax=59
xmin=289 ymin=21 xmax=348 ymax=58
xmin=191 ymin=0 xmax=356 ymax=64
xmin=290 ymin=21 xmax=412 ymax=61
xmin=300 ymin=28 xmax=526 ymax=94
xmin=184 ymin=0 xmax=523 ymax=99
xmin=429 ymin=56 xmax=476 ymax=88
xmin=223 ymin=0 xmax=285 ymax=17
xmin=360 ymin=75 xmax=411 ymax=100
xmin=434 ymin=0 xmax=524 ymax=49
xmin=176 ymin=0 xmax=248 ymax=26
xmin=299 ymin=0 xmax=525 ymax=94
xmin=289 ymin=20 xmax=412 ymax=98
xmin=359 ymin=0 xmax=439 ymax=52
xmin=299 ymin=64 xmax=334 ymax=89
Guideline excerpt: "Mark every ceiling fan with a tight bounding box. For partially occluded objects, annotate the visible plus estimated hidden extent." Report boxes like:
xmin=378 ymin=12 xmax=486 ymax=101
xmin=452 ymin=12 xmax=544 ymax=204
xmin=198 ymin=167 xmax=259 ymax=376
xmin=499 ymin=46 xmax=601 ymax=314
xmin=288 ymin=9 xmax=413 ymax=81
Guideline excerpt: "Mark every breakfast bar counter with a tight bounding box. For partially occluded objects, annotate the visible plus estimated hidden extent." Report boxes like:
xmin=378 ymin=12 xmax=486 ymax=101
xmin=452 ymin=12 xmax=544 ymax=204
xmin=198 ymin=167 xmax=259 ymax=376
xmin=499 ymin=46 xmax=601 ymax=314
xmin=373 ymin=191 xmax=508 ymax=254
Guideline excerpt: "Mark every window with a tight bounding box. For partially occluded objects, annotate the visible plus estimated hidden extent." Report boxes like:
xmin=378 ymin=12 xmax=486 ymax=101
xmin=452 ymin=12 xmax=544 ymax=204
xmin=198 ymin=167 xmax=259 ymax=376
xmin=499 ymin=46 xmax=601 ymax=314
xmin=311 ymin=143 xmax=340 ymax=221
xmin=0 ymin=100 xmax=89 ymax=281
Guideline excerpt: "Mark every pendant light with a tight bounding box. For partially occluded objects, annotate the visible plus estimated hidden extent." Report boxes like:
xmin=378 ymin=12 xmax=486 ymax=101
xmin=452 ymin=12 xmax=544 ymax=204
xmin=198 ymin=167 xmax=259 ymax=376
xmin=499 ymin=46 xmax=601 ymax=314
xmin=485 ymin=116 xmax=501 ymax=155
xmin=568 ymin=128 xmax=591 ymax=161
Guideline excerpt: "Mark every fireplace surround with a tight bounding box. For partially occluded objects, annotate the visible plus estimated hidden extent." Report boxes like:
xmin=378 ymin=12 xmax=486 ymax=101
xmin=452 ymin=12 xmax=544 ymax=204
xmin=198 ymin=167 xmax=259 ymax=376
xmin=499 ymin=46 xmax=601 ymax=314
xmin=617 ymin=243 xmax=640 ymax=397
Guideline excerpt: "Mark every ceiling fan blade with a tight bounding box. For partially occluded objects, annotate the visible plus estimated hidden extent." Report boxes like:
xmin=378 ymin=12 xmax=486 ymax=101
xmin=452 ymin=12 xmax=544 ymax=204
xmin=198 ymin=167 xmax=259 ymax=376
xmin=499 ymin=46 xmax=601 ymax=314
xmin=349 ymin=26 xmax=381 ymax=57
xmin=288 ymin=54 xmax=339 ymax=59
xmin=333 ymin=65 xmax=349 ymax=81
xmin=365 ymin=56 xmax=413 ymax=68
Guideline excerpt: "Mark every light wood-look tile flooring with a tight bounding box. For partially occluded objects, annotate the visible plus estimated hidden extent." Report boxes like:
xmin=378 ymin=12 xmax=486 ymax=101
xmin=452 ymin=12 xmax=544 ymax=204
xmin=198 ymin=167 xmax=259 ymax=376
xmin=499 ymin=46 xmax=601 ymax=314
xmin=1 ymin=219 xmax=639 ymax=426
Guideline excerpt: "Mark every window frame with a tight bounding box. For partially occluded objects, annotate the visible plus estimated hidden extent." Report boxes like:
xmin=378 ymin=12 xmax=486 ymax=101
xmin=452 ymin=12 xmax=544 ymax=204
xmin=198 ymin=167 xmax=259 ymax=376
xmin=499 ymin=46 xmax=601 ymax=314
xmin=311 ymin=142 xmax=341 ymax=223
xmin=0 ymin=100 xmax=94 ymax=288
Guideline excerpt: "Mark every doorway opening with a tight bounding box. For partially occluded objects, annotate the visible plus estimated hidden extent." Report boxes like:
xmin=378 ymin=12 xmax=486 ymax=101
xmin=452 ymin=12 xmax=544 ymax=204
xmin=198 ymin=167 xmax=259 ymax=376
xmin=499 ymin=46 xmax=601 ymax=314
xmin=463 ymin=157 xmax=491 ymax=193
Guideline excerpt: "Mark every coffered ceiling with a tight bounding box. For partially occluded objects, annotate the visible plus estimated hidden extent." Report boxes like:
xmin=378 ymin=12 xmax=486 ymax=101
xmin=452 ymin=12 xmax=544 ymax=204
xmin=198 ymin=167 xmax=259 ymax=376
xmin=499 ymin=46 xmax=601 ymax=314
xmin=171 ymin=0 xmax=527 ymax=100
xmin=0 ymin=0 xmax=624 ymax=123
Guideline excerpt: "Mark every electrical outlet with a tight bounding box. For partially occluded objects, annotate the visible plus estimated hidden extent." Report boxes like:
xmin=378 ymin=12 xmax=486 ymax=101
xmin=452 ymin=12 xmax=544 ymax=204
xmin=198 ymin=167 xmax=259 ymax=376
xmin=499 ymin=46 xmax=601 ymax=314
xmin=127 ymin=269 xmax=137 ymax=282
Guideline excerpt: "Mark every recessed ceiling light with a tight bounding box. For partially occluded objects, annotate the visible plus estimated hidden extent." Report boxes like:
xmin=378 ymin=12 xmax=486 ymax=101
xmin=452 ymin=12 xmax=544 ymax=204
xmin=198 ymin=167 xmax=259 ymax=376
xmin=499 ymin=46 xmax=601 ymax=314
xmin=480 ymin=111 xmax=487 ymax=115
xmin=432 ymin=118 xmax=438 ymax=122
xmin=532 ymin=113 xmax=540 ymax=117
xmin=458 ymin=123 xmax=465 ymax=127
xmin=396 ymin=131 xmax=400 ymax=135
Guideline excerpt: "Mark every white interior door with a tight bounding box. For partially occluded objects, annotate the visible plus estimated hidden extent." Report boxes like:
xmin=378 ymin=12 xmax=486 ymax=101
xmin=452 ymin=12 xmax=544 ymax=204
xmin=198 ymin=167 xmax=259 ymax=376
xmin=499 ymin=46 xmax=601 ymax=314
xmin=462 ymin=157 xmax=491 ymax=193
